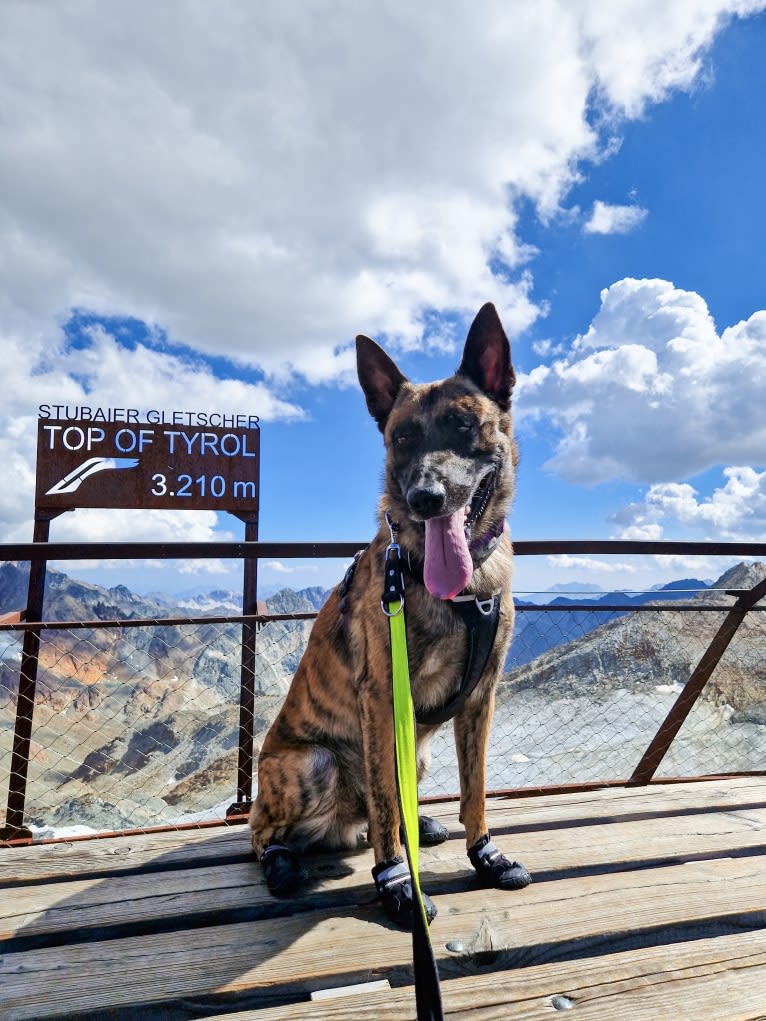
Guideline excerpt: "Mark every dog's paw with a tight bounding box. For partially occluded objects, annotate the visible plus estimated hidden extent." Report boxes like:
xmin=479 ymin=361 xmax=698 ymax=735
xmin=467 ymin=833 xmax=532 ymax=890
xmin=399 ymin=814 xmax=450 ymax=847
xmin=372 ymin=856 xmax=438 ymax=929
xmin=260 ymin=843 xmax=308 ymax=896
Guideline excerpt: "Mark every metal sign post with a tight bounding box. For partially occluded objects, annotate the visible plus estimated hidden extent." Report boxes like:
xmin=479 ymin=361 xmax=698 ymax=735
xmin=1 ymin=415 xmax=261 ymax=838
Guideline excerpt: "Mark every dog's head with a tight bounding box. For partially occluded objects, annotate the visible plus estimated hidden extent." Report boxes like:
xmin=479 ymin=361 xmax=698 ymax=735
xmin=356 ymin=303 xmax=517 ymax=599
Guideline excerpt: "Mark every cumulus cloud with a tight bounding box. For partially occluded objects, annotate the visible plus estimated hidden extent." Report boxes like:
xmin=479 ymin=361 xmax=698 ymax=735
xmin=613 ymin=466 xmax=766 ymax=540
xmin=1 ymin=0 xmax=761 ymax=385
xmin=584 ymin=200 xmax=648 ymax=234
xmin=577 ymin=0 xmax=762 ymax=116
xmin=2 ymin=1 xmax=765 ymax=553
xmin=518 ymin=277 xmax=766 ymax=484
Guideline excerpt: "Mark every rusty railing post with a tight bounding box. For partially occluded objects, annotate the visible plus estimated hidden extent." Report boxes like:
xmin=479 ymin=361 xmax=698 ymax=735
xmin=1 ymin=513 xmax=63 ymax=839
xmin=628 ymin=575 xmax=766 ymax=786
xmin=228 ymin=515 xmax=259 ymax=816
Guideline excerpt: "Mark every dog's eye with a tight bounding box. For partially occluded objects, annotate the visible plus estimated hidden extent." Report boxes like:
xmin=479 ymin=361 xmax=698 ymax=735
xmin=449 ymin=415 xmax=474 ymax=434
xmin=393 ymin=432 xmax=410 ymax=447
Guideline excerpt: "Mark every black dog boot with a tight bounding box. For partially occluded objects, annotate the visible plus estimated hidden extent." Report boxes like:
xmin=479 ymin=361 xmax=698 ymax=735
xmin=372 ymin=856 xmax=438 ymax=928
xmin=260 ymin=842 xmax=307 ymax=896
xmin=468 ymin=833 xmax=532 ymax=890
xmin=399 ymin=814 xmax=449 ymax=847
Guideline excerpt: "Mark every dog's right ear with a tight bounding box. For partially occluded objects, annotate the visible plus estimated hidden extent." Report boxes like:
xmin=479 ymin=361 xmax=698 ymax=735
xmin=356 ymin=335 xmax=408 ymax=432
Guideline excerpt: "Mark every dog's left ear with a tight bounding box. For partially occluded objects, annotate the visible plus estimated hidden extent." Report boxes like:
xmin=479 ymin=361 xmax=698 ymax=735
xmin=458 ymin=303 xmax=515 ymax=411
xmin=356 ymin=334 xmax=408 ymax=431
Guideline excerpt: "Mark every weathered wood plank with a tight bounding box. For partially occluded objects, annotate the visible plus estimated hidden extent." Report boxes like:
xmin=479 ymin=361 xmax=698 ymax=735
xmin=4 ymin=777 xmax=763 ymax=884
xmin=6 ymin=780 xmax=766 ymax=939
xmin=206 ymin=931 xmax=766 ymax=1021
xmin=2 ymin=854 xmax=764 ymax=1017
xmin=434 ymin=775 xmax=766 ymax=831
xmin=0 ymin=822 xmax=250 ymax=883
xmin=5 ymin=804 xmax=766 ymax=943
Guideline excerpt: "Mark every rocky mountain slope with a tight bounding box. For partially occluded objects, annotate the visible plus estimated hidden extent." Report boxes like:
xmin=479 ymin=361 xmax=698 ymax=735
xmin=504 ymin=561 xmax=766 ymax=716
xmin=509 ymin=577 xmax=711 ymax=668
xmin=0 ymin=562 xmax=321 ymax=830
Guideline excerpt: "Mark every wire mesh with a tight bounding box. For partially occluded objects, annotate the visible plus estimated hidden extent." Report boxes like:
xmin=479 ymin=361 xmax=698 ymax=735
xmin=419 ymin=600 xmax=765 ymax=794
xmin=1 ymin=584 xmax=764 ymax=837
xmin=0 ymin=616 xmax=311 ymax=836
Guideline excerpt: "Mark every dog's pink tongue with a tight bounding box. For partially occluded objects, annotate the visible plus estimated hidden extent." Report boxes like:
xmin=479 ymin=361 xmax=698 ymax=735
xmin=424 ymin=511 xmax=473 ymax=599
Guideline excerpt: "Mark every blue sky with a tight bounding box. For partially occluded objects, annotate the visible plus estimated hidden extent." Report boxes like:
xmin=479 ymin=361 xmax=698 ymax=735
xmin=1 ymin=2 xmax=765 ymax=599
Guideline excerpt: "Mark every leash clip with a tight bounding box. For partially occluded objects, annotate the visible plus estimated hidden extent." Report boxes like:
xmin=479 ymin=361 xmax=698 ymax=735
xmin=381 ymin=537 xmax=405 ymax=617
xmin=384 ymin=510 xmax=399 ymax=545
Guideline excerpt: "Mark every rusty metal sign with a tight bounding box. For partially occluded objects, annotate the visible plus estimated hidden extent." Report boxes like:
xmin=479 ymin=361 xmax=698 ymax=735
xmin=35 ymin=419 xmax=260 ymax=512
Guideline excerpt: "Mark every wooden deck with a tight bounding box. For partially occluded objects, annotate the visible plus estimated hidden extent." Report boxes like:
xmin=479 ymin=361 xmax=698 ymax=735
xmin=2 ymin=777 xmax=765 ymax=1020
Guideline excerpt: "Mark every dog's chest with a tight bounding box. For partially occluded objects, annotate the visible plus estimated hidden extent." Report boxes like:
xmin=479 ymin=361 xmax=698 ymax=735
xmin=404 ymin=602 xmax=470 ymax=707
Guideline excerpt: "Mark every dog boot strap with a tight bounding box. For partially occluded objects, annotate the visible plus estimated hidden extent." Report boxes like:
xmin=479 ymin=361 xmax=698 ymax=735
xmin=468 ymin=833 xmax=501 ymax=864
xmin=372 ymin=856 xmax=438 ymax=928
xmin=468 ymin=833 xmax=532 ymax=890
xmin=372 ymin=856 xmax=410 ymax=891
xmin=260 ymin=842 xmax=293 ymax=863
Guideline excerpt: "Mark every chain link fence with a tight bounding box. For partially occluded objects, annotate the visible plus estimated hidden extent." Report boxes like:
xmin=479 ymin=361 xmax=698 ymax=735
xmin=2 ymin=564 xmax=765 ymax=838
xmin=0 ymin=615 xmax=310 ymax=835
xmin=425 ymin=596 xmax=766 ymax=794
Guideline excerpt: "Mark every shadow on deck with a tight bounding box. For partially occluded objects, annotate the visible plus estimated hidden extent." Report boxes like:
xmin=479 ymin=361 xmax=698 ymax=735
xmin=2 ymin=777 xmax=766 ymax=1020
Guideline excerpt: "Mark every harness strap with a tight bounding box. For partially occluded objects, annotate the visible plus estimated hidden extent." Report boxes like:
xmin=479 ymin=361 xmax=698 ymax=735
xmin=339 ymin=528 xmax=503 ymax=725
xmin=398 ymin=552 xmax=502 ymax=725
xmin=415 ymin=590 xmax=501 ymax=726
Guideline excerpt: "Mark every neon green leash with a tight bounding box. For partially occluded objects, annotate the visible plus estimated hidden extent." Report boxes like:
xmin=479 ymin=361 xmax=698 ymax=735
xmin=383 ymin=516 xmax=444 ymax=1021
xmin=388 ymin=603 xmax=428 ymax=920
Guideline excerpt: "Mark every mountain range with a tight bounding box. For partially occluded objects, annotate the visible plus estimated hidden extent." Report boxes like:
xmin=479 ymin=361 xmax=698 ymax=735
xmin=509 ymin=576 xmax=712 ymax=668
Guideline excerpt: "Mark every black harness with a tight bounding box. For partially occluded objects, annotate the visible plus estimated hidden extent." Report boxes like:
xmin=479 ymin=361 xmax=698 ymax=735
xmin=340 ymin=533 xmax=503 ymax=726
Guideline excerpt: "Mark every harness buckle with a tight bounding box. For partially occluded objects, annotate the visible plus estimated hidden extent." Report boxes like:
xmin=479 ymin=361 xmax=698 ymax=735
xmin=450 ymin=592 xmax=497 ymax=616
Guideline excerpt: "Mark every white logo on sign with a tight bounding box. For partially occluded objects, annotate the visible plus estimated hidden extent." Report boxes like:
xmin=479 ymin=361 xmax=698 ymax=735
xmin=45 ymin=457 xmax=140 ymax=495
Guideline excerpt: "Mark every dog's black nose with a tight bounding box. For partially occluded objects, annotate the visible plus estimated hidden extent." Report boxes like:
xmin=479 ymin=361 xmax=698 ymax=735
xmin=407 ymin=483 xmax=447 ymax=518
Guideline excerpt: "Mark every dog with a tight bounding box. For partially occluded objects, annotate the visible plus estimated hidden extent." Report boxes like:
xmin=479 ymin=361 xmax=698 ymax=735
xmin=249 ymin=302 xmax=531 ymax=927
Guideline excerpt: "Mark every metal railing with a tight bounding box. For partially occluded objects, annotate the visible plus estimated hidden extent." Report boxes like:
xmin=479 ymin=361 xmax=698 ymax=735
xmin=1 ymin=539 xmax=765 ymax=843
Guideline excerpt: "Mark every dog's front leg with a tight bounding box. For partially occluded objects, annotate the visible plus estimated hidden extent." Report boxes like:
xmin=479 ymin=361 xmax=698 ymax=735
xmin=454 ymin=685 xmax=495 ymax=847
xmin=358 ymin=682 xmax=400 ymax=863
xmin=358 ymin=681 xmax=438 ymax=927
xmin=455 ymin=686 xmax=533 ymax=892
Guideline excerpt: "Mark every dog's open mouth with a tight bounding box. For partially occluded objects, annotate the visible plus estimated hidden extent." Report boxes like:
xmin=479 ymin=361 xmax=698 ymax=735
xmin=423 ymin=470 xmax=496 ymax=600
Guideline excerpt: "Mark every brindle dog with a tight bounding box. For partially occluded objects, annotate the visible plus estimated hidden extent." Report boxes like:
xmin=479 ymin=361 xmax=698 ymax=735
xmin=250 ymin=302 xmax=531 ymax=927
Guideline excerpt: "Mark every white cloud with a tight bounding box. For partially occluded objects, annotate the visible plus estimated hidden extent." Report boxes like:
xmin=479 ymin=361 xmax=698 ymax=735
xmin=518 ymin=278 xmax=766 ymax=484
xmin=262 ymin=561 xmax=319 ymax=575
xmin=1 ymin=0 xmax=761 ymax=384
xmin=578 ymin=0 xmax=763 ymax=116
xmin=613 ymin=466 xmax=766 ymax=540
xmin=42 ymin=509 xmax=237 ymax=579
xmin=584 ymin=200 xmax=648 ymax=234
xmin=548 ymin=554 xmax=639 ymax=573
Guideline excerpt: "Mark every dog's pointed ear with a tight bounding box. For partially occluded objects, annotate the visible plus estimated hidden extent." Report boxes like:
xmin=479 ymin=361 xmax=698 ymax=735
xmin=356 ymin=334 xmax=408 ymax=431
xmin=458 ymin=303 xmax=515 ymax=410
